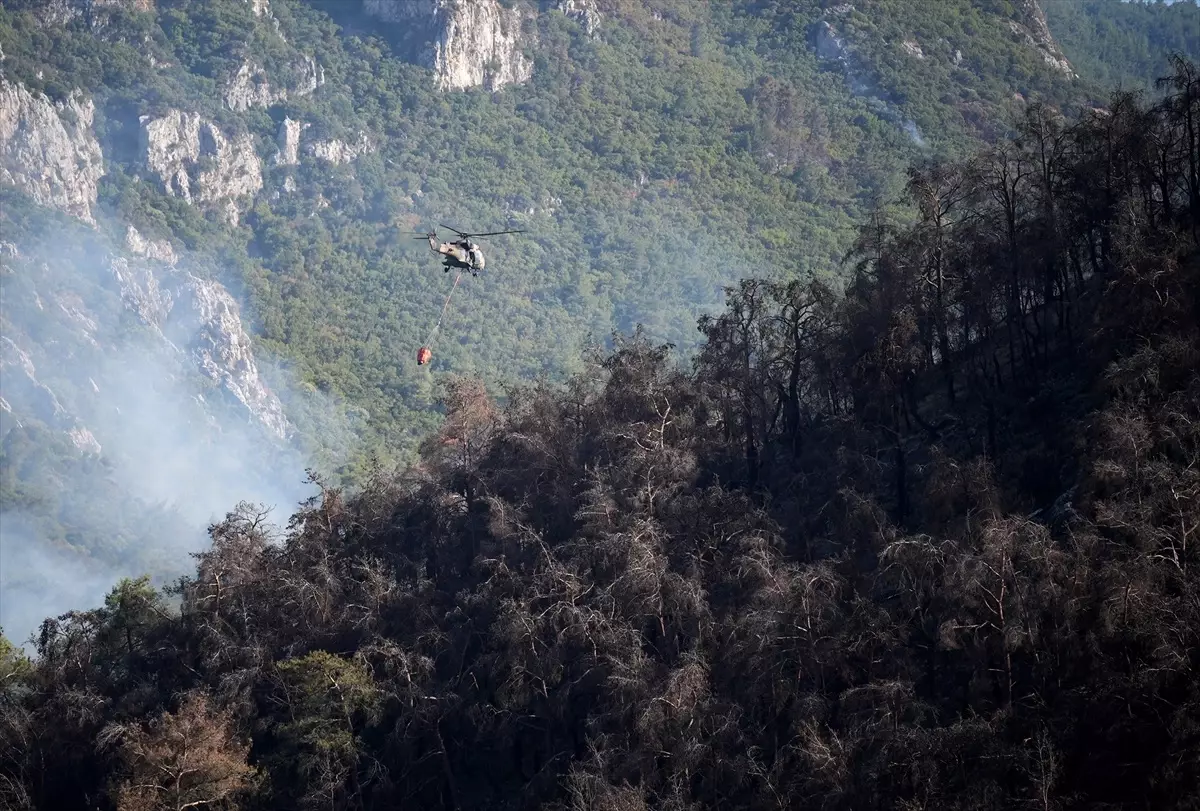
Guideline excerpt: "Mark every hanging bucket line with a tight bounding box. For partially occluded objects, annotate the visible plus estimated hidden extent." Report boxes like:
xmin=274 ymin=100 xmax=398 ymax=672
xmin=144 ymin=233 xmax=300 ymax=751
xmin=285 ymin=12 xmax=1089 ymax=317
xmin=424 ymin=270 xmax=463 ymax=349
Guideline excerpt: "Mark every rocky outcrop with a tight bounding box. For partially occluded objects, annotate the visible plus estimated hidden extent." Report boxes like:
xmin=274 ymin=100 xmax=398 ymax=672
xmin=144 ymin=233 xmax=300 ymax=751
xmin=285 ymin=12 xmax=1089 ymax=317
xmin=298 ymin=55 xmax=327 ymax=94
xmin=108 ymin=256 xmax=293 ymax=440
xmin=0 ymin=336 xmax=101 ymax=454
xmin=274 ymin=118 xmax=373 ymax=167
xmin=108 ymin=256 xmax=172 ymax=332
xmin=27 ymin=0 xmax=153 ymax=28
xmin=815 ymin=21 xmax=848 ymax=63
xmin=557 ymin=0 xmax=600 ymax=37
xmin=125 ymin=225 xmax=178 ymax=266
xmin=1010 ymin=0 xmax=1075 ymax=78
xmin=0 ymin=78 xmax=104 ymax=224
xmin=238 ymin=0 xmax=288 ymax=41
xmin=223 ymin=56 xmax=324 ymax=112
xmin=170 ymin=277 xmax=292 ymax=441
xmin=362 ymin=0 xmax=534 ymax=91
xmin=54 ymin=290 xmax=101 ymax=348
xmin=140 ymin=110 xmax=263 ymax=226
xmin=224 ymin=62 xmax=287 ymax=111
xmin=275 ymin=117 xmax=308 ymax=166
xmin=0 ymin=337 xmax=66 ymax=423
xmin=307 ymin=131 xmax=375 ymax=165
xmin=67 ymin=425 xmax=103 ymax=454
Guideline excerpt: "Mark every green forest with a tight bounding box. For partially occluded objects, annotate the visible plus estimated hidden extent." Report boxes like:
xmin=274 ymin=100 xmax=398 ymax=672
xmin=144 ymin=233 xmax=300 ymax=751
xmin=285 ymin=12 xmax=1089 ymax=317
xmin=1 ymin=0 xmax=1197 ymax=607
xmin=3 ymin=0 xmax=1194 ymax=465
xmin=3 ymin=40 xmax=1200 ymax=810
xmin=2 ymin=0 xmax=1200 ymax=807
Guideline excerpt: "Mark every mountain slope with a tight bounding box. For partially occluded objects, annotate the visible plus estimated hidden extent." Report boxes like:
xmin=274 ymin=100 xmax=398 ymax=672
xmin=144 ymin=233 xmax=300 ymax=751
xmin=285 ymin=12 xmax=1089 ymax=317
xmin=0 ymin=0 xmax=1107 ymax=444
xmin=0 ymin=0 xmax=1197 ymax=645
xmin=2 ymin=63 xmax=1198 ymax=808
xmin=1043 ymin=0 xmax=1200 ymax=94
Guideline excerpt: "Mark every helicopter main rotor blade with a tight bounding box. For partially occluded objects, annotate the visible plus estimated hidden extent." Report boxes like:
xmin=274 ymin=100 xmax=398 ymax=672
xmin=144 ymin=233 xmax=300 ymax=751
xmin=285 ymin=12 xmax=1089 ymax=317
xmin=439 ymin=224 xmax=525 ymax=238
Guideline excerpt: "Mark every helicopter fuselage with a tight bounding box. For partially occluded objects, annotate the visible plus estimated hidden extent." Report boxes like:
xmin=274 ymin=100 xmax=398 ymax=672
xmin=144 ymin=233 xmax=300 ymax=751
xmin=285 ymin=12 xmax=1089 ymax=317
xmin=427 ymin=235 xmax=485 ymax=274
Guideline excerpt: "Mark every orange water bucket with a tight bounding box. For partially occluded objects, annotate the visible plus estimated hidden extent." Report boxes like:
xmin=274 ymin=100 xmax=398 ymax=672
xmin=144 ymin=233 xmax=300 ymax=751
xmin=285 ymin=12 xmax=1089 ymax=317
xmin=417 ymin=346 xmax=432 ymax=365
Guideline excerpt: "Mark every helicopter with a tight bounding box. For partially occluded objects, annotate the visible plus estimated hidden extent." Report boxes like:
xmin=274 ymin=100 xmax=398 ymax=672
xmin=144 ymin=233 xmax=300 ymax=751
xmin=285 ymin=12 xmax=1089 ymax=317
xmin=411 ymin=224 xmax=525 ymax=277
xmin=407 ymin=224 xmax=526 ymax=367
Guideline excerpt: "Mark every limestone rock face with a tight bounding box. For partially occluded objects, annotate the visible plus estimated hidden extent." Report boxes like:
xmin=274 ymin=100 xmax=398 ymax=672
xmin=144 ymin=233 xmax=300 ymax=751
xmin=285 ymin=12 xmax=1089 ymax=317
xmin=7 ymin=231 xmax=293 ymax=444
xmin=1010 ymin=0 xmax=1076 ymax=78
xmin=224 ymin=62 xmax=288 ymax=111
xmin=307 ymin=131 xmax=375 ymax=165
xmin=0 ymin=78 xmax=105 ymax=224
xmin=275 ymin=117 xmax=309 ymax=166
xmin=108 ymin=256 xmax=293 ymax=440
xmin=556 ymin=0 xmax=600 ymax=37
xmin=223 ymin=56 xmax=324 ymax=112
xmin=362 ymin=0 xmax=534 ymax=91
xmin=140 ymin=110 xmax=263 ymax=226
xmin=274 ymin=118 xmax=373 ymax=167
xmin=0 ymin=336 xmax=101 ymax=455
xmin=125 ymin=225 xmax=178 ymax=266
xmin=902 ymin=40 xmax=924 ymax=60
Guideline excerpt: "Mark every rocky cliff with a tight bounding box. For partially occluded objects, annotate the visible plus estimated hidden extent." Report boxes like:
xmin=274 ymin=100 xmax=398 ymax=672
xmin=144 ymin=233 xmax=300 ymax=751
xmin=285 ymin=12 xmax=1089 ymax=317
xmin=124 ymin=224 xmax=178 ymax=266
xmin=556 ymin=0 xmax=600 ymax=38
xmin=309 ymin=131 xmax=376 ymax=165
xmin=1 ymin=225 xmax=293 ymax=453
xmin=140 ymin=110 xmax=263 ymax=226
xmin=26 ymin=0 xmax=154 ymax=29
xmin=274 ymin=116 xmax=375 ymax=168
xmin=274 ymin=117 xmax=307 ymax=166
xmin=1011 ymin=0 xmax=1076 ymax=78
xmin=362 ymin=0 xmax=535 ymax=91
xmin=0 ymin=57 xmax=328 ymax=446
xmin=223 ymin=56 xmax=325 ymax=112
xmin=0 ymin=336 xmax=102 ymax=455
xmin=1 ymin=217 xmax=307 ymax=651
xmin=113 ymin=228 xmax=293 ymax=441
xmin=0 ymin=78 xmax=105 ymax=224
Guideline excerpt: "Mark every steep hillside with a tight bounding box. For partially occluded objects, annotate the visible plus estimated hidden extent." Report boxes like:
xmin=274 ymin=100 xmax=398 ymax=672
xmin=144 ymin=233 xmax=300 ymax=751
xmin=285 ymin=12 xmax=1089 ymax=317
xmin=0 ymin=0 xmax=1104 ymax=436
xmin=0 ymin=196 xmax=326 ymax=643
xmin=2 ymin=64 xmax=1198 ymax=809
xmin=1044 ymin=0 xmax=1200 ymax=94
xmin=0 ymin=0 xmax=1197 ymax=644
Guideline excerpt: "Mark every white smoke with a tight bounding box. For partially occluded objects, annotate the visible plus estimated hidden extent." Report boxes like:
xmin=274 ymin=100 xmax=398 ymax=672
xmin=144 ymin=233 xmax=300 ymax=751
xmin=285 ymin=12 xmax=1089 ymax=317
xmin=0 ymin=219 xmax=349 ymax=653
xmin=903 ymin=119 xmax=928 ymax=149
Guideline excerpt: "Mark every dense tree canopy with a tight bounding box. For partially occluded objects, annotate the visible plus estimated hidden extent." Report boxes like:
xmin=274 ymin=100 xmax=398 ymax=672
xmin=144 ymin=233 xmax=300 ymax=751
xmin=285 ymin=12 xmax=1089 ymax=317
xmin=6 ymin=0 xmax=1195 ymax=467
xmin=3 ymin=55 xmax=1198 ymax=811
xmin=4 ymin=0 xmax=1198 ymax=612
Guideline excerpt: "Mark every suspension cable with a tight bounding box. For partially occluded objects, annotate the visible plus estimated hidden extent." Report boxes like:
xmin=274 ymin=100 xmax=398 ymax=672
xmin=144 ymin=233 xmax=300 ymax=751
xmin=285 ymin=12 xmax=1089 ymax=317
xmin=424 ymin=270 xmax=463 ymax=349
